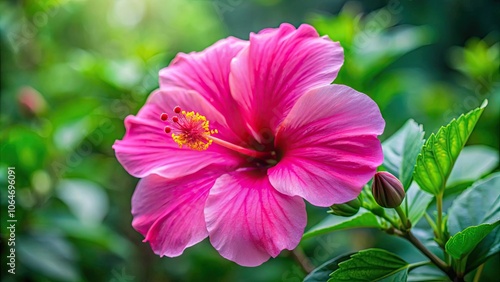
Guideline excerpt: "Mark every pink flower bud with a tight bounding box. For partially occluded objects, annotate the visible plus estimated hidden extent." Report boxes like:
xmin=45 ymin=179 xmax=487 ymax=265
xmin=372 ymin=171 xmax=405 ymax=208
xmin=17 ymin=86 xmax=47 ymax=117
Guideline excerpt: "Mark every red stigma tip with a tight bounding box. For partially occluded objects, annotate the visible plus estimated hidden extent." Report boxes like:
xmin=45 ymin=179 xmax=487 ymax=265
xmin=164 ymin=126 xmax=171 ymax=134
xmin=172 ymin=116 xmax=179 ymax=123
xmin=160 ymin=113 xmax=168 ymax=121
xmin=174 ymin=106 xmax=182 ymax=114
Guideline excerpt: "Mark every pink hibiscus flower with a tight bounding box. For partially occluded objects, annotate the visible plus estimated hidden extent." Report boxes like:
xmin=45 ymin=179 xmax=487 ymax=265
xmin=113 ymin=23 xmax=385 ymax=266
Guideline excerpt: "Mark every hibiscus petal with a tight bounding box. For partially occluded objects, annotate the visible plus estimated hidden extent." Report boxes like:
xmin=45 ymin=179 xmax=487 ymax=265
xmin=229 ymin=23 xmax=344 ymax=137
xmin=113 ymin=88 xmax=242 ymax=178
xmin=132 ymin=168 xmax=224 ymax=257
xmin=269 ymin=85 xmax=385 ymax=207
xmin=159 ymin=37 xmax=251 ymax=143
xmin=205 ymin=169 xmax=306 ymax=267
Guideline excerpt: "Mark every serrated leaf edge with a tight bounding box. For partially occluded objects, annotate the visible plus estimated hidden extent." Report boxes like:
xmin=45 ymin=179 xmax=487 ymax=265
xmin=329 ymin=249 xmax=409 ymax=282
xmin=413 ymin=101 xmax=487 ymax=195
xmin=445 ymin=221 xmax=500 ymax=260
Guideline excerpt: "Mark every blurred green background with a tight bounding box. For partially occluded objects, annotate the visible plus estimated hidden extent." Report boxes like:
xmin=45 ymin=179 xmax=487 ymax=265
xmin=1 ymin=0 xmax=499 ymax=281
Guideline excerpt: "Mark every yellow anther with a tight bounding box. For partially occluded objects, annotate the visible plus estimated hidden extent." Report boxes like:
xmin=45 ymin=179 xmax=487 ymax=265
xmin=170 ymin=111 xmax=215 ymax=151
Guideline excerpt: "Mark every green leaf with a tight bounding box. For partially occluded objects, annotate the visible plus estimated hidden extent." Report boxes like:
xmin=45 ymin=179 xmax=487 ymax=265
xmin=1 ymin=126 xmax=48 ymax=172
xmin=448 ymin=173 xmax=500 ymax=233
xmin=353 ymin=26 xmax=434 ymax=83
xmin=447 ymin=173 xmax=500 ymax=271
xmin=467 ymin=225 xmax=500 ymax=272
xmin=304 ymin=253 xmax=353 ymax=282
xmin=380 ymin=270 xmax=409 ymax=282
xmin=329 ymin=249 xmax=409 ymax=282
xmin=57 ymin=179 xmax=109 ymax=226
xmin=407 ymin=275 xmax=448 ymax=282
xmin=405 ymin=182 xmax=433 ymax=224
xmin=413 ymin=101 xmax=487 ymax=195
xmin=407 ymin=271 xmax=449 ymax=282
xmin=18 ymin=234 xmax=80 ymax=281
xmin=303 ymin=208 xmax=382 ymax=240
xmin=51 ymin=216 xmax=133 ymax=259
xmin=445 ymin=222 xmax=500 ymax=259
xmin=446 ymin=145 xmax=499 ymax=189
xmin=382 ymin=119 xmax=425 ymax=190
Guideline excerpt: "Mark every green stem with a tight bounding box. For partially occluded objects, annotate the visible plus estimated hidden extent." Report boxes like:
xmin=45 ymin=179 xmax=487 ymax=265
xmin=424 ymin=212 xmax=438 ymax=231
xmin=424 ymin=212 xmax=451 ymax=262
xmin=368 ymin=207 xmax=400 ymax=228
xmin=436 ymin=193 xmax=444 ymax=244
xmin=394 ymin=229 xmax=454 ymax=280
xmin=395 ymin=205 xmax=411 ymax=230
xmin=444 ymin=252 xmax=451 ymax=264
xmin=289 ymin=247 xmax=314 ymax=274
xmin=408 ymin=261 xmax=432 ymax=271
xmin=455 ymin=257 xmax=468 ymax=279
xmin=473 ymin=263 xmax=485 ymax=282
xmin=404 ymin=195 xmax=409 ymax=219
xmin=382 ymin=215 xmax=400 ymax=229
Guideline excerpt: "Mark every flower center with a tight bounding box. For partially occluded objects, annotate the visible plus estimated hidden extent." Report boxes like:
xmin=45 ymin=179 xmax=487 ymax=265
xmin=161 ymin=106 xmax=217 ymax=151
xmin=160 ymin=106 xmax=275 ymax=160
